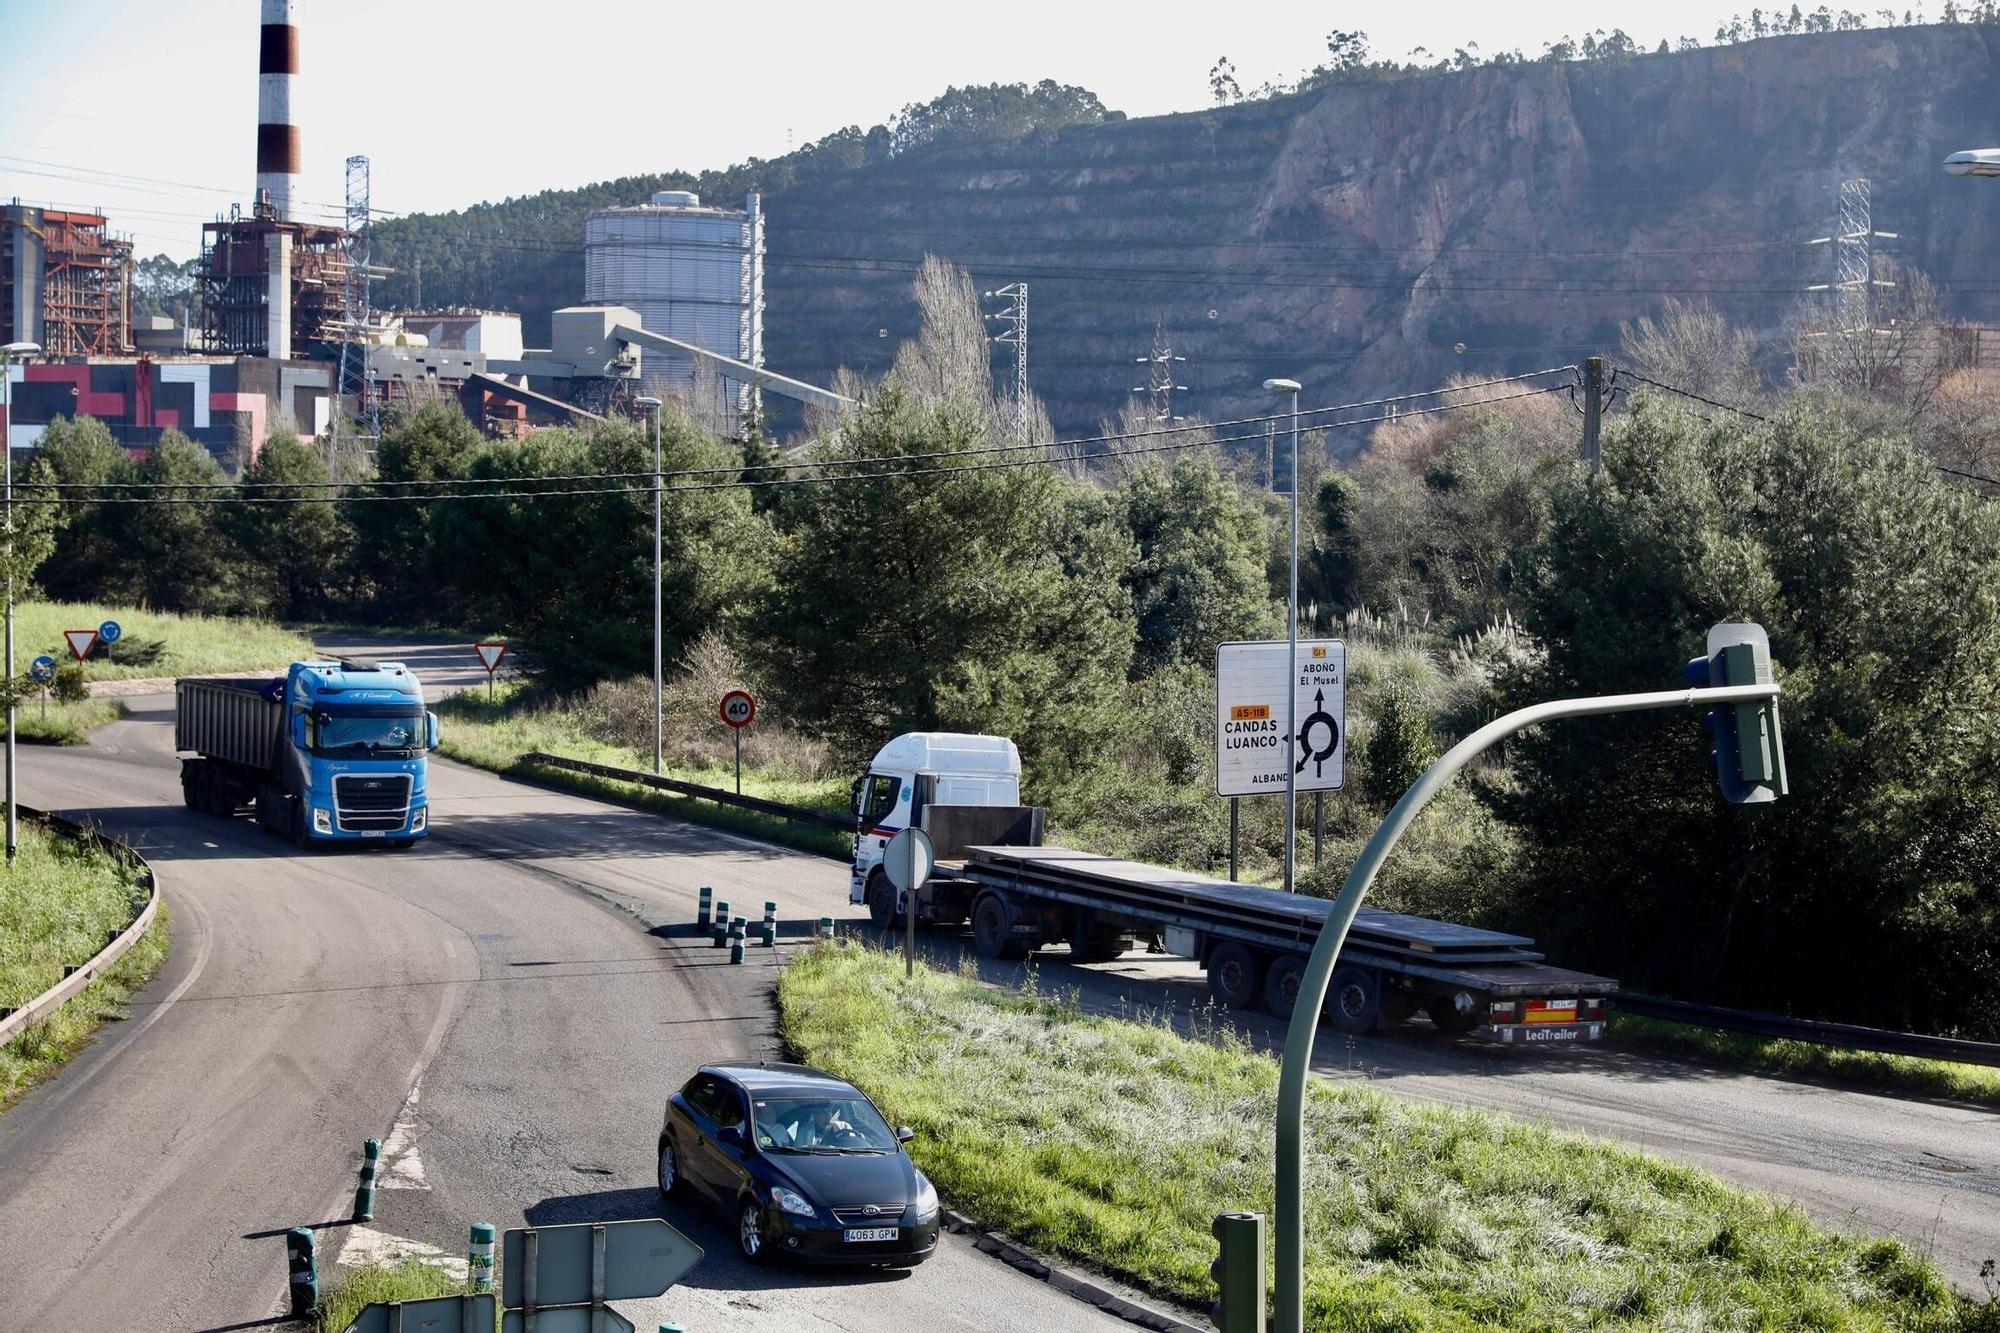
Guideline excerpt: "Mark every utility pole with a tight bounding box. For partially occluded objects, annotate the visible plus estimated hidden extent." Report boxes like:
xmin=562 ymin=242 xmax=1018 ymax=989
xmin=0 ymin=340 xmax=37 ymax=864
xmin=985 ymin=282 xmax=1029 ymax=438
xmin=637 ymin=396 xmax=664 ymax=774
xmin=1580 ymin=356 xmax=1604 ymax=471
xmin=1132 ymin=319 xmax=1188 ymax=425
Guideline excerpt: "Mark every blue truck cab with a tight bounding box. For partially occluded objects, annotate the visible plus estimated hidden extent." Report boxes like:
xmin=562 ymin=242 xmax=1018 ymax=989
xmin=175 ymin=657 xmax=440 ymax=848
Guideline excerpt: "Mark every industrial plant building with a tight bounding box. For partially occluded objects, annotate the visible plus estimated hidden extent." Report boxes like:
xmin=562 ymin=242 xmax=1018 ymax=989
xmin=1 ymin=204 xmax=133 ymax=357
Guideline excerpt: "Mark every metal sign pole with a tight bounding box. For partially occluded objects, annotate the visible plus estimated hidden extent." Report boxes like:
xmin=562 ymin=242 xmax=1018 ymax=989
xmin=734 ymin=727 xmax=742 ymax=795
xmin=1229 ymin=797 xmax=1239 ymax=882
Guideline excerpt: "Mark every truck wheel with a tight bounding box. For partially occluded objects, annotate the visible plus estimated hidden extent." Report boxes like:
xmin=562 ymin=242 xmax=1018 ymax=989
xmin=1263 ymin=953 xmax=1308 ymax=1018
xmin=181 ymin=762 xmax=202 ymax=810
xmin=1206 ymin=943 xmax=1263 ymax=1010
xmin=1326 ymin=965 xmax=1381 ymax=1035
xmin=1424 ymin=997 xmax=1482 ymax=1037
xmin=971 ymin=893 xmax=1025 ymax=960
xmin=865 ymin=872 xmax=897 ymax=931
xmin=1072 ymin=926 xmax=1130 ymax=964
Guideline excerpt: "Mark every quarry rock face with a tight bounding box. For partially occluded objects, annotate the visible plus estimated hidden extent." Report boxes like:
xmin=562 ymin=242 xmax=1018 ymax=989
xmin=762 ymin=25 xmax=2000 ymax=446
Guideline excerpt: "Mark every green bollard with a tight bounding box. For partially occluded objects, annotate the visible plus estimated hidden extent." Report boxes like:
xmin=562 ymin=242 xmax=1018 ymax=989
xmin=762 ymin=901 xmax=777 ymax=947
xmin=729 ymin=916 xmax=746 ymax=965
xmin=285 ymin=1227 xmax=318 ymax=1317
xmin=696 ymin=885 xmax=713 ymax=930
xmin=712 ymin=900 xmax=731 ymax=947
xmin=353 ymin=1138 xmax=381 ymax=1222
xmin=468 ymin=1221 xmax=496 ymax=1294
xmin=660 ymin=1324 xmax=688 ymax=1333
xmin=819 ymin=915 xmax=835 ymax=942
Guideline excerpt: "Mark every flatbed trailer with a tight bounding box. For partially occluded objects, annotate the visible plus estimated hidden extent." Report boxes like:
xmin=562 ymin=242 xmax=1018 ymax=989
xmin=933 ymin=844 xmax=1617 ymax=1043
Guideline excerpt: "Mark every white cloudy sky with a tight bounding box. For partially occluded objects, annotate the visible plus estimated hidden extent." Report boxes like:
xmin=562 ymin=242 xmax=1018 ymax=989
xmin=2 ymin=1 xmax=1762 ymax=259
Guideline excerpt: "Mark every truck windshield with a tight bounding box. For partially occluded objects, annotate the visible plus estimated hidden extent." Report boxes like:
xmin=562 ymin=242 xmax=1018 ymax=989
xmin=312 ymin=711 xmax=423 ymax=755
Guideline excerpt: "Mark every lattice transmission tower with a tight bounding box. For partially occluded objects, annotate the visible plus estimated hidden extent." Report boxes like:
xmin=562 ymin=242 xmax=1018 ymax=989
xmin=335 ymin=153 xmax=376 ymax=471
xmin=1132 ymin=319 xmax=1188 ymax=425
xmin=985 ymin=282 xmax=1029 ymax=438
xmin=1804 ymin=176 xmax=1897 ymax=392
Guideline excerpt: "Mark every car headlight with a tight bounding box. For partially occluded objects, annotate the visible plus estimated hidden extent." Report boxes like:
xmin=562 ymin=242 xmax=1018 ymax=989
xmin=913 ymin=1171 xmax=938 ymax=1219
xmin=771 ymin=1186 xmax=815 ymax=1218
xmin=312 ymin=808 xmax=332 ymax=834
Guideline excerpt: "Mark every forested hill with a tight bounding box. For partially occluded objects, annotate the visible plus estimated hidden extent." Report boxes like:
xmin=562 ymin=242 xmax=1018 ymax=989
xmin=372 ymin=24 xmax=2000 ymax=438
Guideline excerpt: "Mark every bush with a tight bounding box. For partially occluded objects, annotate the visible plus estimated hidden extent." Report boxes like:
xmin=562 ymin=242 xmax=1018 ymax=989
xmin=50 ymin=663 xmax=88 ymax=704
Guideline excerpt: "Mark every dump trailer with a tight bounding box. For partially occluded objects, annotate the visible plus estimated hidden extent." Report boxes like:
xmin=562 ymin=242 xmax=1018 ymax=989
xmin=951 ymin=845 xmax=1617 ymax=1043
xmin=176 ymin=658 xmax=439 ymax=848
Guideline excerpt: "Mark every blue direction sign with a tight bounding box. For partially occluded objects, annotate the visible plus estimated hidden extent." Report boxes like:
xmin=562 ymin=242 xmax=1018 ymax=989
xmin=28 ymin=654 xmax=56 ymax=684
xmin=344 ymin=1293 xmax=495 ymax=1333
xmin=502 ymin=1218 xmax=702 ymax=1309
xmin=97 ymin=619 xmax=122 ymax=645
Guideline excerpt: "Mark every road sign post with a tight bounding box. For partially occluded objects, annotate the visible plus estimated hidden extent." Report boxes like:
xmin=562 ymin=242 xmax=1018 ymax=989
xmin=29 ymin=654 xmax=53 ymax=725
xmin=97 ymin=618 xmax=121 ymax=647
xmin=1216 ymin=640 xmax=1345 ymax=889
xmin=500 ymin=1218 xmax=702 ymax=1332
xmin=474 ymin=641 xmax=508 ymax=703
xmin=883 ymin=826 xmax=935 ymax=979
xmin=719 ymin=690 xmax=755 ymax=794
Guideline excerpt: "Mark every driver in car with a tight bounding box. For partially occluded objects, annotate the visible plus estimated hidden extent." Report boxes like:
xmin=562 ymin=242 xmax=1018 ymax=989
xmin=776 ymin=1101 xmax=863 ymax=1148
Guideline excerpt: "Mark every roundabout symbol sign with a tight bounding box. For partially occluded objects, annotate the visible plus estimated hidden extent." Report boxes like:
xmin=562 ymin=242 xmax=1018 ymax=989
xmin=1214 ymin=640 xmax=1346 ymax=797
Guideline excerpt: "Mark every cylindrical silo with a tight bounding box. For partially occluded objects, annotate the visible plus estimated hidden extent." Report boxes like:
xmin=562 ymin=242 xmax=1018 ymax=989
xmin=583 ymin=191 xmax=765 ymax=434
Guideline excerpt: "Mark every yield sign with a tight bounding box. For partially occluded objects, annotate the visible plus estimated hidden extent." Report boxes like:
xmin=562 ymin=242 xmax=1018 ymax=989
xmin=474 ymin=641 xmax=507 ymax=674
xmin=63 ymin=630 xmax=98 ymax=662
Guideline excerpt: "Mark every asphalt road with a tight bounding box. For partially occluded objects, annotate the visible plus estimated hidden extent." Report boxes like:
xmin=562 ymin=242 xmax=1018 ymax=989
xmin=2 ymin=633 xmax=1993 ymax=1328
xmin=0 ymin=672 xmax=1148 ymax=1330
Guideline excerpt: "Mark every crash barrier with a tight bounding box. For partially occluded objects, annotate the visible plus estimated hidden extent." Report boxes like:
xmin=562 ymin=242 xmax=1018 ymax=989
xmin=517 ymin=752 xmax=852 ymax=831
xmin=1617 ymin=994 xmax=2000 ymax=1069
xmin=0 ymin=806 xmax=160 ymax=1048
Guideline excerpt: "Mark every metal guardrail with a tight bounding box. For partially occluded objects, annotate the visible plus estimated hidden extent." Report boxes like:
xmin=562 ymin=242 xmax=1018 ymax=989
xmin=1616 ymin=994 xmax=2000 ymax=1069
xmin=516 ymin=752 xmax=854 ymax=832
xmin=0 ymin=807 xmax=160 ymax=1047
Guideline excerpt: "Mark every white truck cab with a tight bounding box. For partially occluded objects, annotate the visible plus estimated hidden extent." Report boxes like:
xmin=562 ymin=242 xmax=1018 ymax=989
xmin=848 ymin=733 xmax=1022 ymax=913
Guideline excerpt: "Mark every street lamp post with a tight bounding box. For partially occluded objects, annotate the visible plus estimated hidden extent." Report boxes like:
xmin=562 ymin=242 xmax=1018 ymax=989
xmin=1263 ymin=378 xmax=1302 ymax=893
xmin=636 ymin=396 xmax=664 ymax=774
xmin=2 ymin=341 xmax=41 ymax=864
xmin=1943 ymin=148 xmax=2000 ymax=178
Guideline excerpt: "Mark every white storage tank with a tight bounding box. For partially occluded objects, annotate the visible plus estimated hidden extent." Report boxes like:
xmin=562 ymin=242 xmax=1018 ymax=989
xmin=582 ymin=190 xmax=765 ymax=434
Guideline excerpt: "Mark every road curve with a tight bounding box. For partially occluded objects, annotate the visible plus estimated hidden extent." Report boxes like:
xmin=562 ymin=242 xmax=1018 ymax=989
xmin=0 ymin=686 xmax=1147 ymax=1332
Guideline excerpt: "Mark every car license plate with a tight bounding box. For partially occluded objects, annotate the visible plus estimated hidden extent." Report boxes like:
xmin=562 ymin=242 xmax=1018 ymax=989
xmin=844 ymin=1226 xmax=899 ymax=1243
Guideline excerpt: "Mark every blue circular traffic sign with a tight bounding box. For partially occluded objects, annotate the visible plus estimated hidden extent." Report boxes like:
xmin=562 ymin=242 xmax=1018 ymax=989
xmin=98 ymin=619 xmax=122 ymax=644
xmin=28 ymin=654 xmax=56 ymax=684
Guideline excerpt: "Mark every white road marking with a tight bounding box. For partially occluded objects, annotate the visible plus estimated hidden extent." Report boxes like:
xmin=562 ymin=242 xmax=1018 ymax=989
xmin=378 ymin=1081 xmax=430 ymax=1190
xmin=335 ymin=1225 xmax=468 ymax=1280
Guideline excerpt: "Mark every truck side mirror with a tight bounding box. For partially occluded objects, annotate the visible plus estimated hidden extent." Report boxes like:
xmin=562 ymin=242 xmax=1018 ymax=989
xmin=850 ymin=777 xmax=865 ymax=817
xmin=426 ymin=712 xmax=440 ymax=751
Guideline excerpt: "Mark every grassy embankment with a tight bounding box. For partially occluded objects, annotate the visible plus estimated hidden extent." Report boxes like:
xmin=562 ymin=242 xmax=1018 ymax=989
xmin=781 ymin=943 xmax=1994 ymax=1332
xmin=0 ymin=819 xmax=168 ymax=1113
xmin=13 ymin=601 xmax=315 ymax=681
xmin=316 ymin=1259 xmax=472 ymax=1333
xmin=435 ymin=682 xmax=851 ymax=858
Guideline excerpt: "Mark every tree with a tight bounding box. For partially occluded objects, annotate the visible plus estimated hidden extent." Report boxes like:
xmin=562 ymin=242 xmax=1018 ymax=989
xmin=345 ymin=403 xmax=484 ymax=612
xmin=123 ymin=431 xmax=242 ymax=613
xmin=31 ymin=415 xmax=137 ymax=604
xmin=435 ymin=414 xmax=769 ymax=683
xmin=752 ymin=385 xmax=1135 ymax=787
xmin=229 ymin=430 xmax=343 ymax=618
xmin=1620 ymin=297 xmax=1761 ymax=405
xmin=1325 ymin=29 xmax=1370 ymax=71
xmin=130 ymin=253 xmax=199 ymax=322
xmin=892 ymin=255 xmax=994 ymax=408
xmin=1360 ymin=679 xmax=1439 ymax=806
xmin=1209 ymin=57 xmax=1243 ymax=105
xmin=1117 ymin=457 xmax=1277 ymax=675
xmin=1495 ymin=400 xmax=2000 ymax=1038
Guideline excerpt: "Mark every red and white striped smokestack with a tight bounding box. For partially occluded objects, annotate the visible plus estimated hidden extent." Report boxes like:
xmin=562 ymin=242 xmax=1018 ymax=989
xmin=255 ymin=0 xmax=300 ymax=222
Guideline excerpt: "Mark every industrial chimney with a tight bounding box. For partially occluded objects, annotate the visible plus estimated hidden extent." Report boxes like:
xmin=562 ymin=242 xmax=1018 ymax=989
xmin=255 ymin=0 xmax=299 ymax=221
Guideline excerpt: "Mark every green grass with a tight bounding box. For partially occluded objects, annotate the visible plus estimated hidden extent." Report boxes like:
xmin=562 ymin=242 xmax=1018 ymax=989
xmin=1611 ymin=1012 xmax=2000 ymax=1108
xmin=436 ymin=685 xmax=852 ymax=859
xmin=780 ymin=943 xmax=1991 ymax=1332
xmin=316 ymin=1259 xmax=483 ymax=1332
xmin=13 ymin=601 xmax=313 ymax=681
xmin=13 ymin=697 xmax=126 ymax=745
xmin=1 ymin=821 xmax=167 ymax=1113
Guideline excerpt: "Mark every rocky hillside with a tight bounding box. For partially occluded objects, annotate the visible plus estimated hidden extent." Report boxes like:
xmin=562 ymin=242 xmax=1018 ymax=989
xmin=378 ymin=25 xmax=2000 ymax=443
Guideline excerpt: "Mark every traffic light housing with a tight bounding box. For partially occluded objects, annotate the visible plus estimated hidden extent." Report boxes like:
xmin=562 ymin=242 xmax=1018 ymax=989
xmin=1684 ymin=622 xmax=1788 ymax=804
xmin=1211 ymin=1210 xmax=1266 ymax=1333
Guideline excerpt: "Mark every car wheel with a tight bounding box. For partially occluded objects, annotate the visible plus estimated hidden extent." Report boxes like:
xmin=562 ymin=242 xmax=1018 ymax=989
xmin=865 ymin=872 xmax=897 ymax=931
xmin=737 ymin=1200 xmax=769 ymax=1264
xmin=1327 ymin=965 xmax=1381 ymax=1035
xmin=656 ymin=1138 xmax=684 ymax=1201
xmin=1206 ymin=943 xmax=1263 ymax=1010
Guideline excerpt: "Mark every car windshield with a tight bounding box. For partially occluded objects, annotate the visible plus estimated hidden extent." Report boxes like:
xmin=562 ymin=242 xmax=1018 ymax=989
xmin=314 ymin=713 xmax=422 ymax=755
xmin=751 ymin=1095 xmax=897 ymax=1153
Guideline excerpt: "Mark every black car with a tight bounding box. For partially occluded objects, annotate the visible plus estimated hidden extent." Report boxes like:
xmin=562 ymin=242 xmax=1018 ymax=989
xmin=657 ymin=1062 xmax=940 ymax=1267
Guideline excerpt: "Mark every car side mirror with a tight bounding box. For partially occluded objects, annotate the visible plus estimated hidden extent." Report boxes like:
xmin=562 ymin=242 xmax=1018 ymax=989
xmin=716 ymin=1125 xmax=747 ymax=1148
xmin=895 ymin=1126 xmax=915 ymax=1143
xmin=426 ymin=711 xmax=440 ymax=751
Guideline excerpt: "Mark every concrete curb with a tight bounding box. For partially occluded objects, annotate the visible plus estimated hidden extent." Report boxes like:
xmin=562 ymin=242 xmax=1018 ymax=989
xmin=940 ymin=1210 xmax=1209 ymax=1333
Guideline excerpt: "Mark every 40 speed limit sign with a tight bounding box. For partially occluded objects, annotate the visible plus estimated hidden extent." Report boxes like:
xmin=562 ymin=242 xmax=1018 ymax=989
xmin=719 ymin=690 xmax=757 ymax=729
